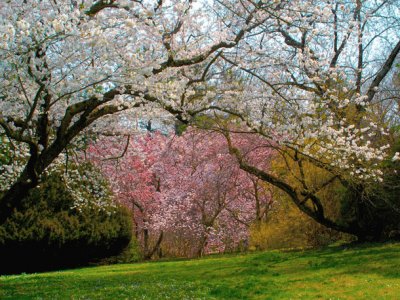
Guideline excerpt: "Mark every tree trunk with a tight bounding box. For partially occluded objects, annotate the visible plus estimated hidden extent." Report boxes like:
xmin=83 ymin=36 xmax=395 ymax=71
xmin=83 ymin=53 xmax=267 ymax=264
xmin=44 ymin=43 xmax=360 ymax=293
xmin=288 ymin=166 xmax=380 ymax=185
xmin=0 ymin=170 xmax=39 ymax=224
xmin=144 ymin=231 xmax=164 ymax=260
xmin=197 ymin=234 xmax=208 ymax=257
xmin=143 ymin=228 xmax=149 ymax=258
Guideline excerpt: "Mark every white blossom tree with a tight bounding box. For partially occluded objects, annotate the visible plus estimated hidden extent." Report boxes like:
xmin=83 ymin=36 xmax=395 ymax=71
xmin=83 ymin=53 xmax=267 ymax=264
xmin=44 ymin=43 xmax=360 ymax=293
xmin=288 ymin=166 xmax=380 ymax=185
xmin=0 ymin=0 xmax=265 ymax=221
xmin=209 ymin=0 xmax=400 ymax=240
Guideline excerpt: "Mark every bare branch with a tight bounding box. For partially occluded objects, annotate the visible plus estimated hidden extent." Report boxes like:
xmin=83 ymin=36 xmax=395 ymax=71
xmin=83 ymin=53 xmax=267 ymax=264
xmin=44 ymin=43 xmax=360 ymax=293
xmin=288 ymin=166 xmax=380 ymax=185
xmin=366 ymin=40 xmax=400 ymax=102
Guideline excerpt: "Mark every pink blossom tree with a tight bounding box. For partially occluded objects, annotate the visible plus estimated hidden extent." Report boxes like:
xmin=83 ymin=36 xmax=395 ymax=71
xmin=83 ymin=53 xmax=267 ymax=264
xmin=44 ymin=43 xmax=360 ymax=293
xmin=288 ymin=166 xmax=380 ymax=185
xmin=87 ymin=133 xmax=167 ymax=258
xmin=88 ymin=127 xmax=274 ymax=258
xmin=152 ymin=129 xmax=274 ymax=256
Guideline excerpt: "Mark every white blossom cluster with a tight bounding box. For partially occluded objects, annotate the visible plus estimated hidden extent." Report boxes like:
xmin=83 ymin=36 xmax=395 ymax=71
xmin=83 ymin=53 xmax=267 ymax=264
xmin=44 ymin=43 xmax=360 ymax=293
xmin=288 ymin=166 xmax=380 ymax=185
xmin=43 ymin=158 xmax=117 ymax=212
xmin=0 ymin=138 xmax=30 ymax=192
xmin=207 ymin=0 xmax=399 ymax=184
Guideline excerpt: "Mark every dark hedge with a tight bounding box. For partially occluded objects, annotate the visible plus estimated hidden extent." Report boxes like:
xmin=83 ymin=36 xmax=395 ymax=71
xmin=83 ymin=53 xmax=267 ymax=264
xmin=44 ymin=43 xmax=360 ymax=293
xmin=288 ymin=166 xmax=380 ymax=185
xmin=0 ymin=167 xmax=132 ymax=274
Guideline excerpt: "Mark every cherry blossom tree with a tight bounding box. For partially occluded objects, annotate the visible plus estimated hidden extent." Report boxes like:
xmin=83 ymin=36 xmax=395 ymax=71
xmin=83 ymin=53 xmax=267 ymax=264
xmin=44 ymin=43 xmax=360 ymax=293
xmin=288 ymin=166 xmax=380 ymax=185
xmin=88 ymin=128 xmax=274 ymax=257
xmin=0 ymin=0 xmax=265 ymax=221
xmin=87 ymin=132 xmax=166 ymax=258
xmin=211 ymin=0 xmax=400 ymax=178
xmin=200 ymin=0 xmax=400 ymax=241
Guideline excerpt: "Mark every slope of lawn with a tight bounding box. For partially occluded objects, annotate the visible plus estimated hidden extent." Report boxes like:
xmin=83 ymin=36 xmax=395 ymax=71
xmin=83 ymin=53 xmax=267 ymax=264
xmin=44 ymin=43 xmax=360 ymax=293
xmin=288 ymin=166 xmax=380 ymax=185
xmin=1 ymin=242 xmax=400 ymax=299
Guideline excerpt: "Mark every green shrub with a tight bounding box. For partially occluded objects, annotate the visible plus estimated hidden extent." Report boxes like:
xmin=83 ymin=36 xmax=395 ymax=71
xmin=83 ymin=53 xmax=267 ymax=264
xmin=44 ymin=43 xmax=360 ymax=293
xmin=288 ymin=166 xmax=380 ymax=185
xmin=99 ymin=238 xmax=142 ymax=265
xmin=0 ymin=163 xmax=132 ymax=274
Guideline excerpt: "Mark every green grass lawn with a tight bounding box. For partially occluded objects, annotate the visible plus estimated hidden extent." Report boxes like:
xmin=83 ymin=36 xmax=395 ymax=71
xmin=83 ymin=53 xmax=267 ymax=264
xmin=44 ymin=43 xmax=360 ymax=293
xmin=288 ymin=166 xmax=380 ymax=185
xmin=1 ymin=243 xmax=400 ymax=299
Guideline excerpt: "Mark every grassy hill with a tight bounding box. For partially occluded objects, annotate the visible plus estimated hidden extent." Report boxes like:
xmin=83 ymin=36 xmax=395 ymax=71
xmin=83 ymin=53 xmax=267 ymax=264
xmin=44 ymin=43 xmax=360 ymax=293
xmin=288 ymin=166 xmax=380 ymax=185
xmin=1 ymin=243 xmax=400 ymax=299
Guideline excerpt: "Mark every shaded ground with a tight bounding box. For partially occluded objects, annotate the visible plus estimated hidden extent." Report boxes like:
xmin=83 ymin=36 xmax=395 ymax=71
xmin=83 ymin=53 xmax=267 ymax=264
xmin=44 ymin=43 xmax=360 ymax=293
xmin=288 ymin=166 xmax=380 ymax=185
xmin=1 ymin=243 xmax=399 ymax=299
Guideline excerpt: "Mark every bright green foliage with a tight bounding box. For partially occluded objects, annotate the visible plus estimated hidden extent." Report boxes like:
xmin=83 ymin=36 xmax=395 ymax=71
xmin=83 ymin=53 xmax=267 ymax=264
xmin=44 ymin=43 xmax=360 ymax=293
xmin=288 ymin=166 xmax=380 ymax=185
xmin=0 ymin=164 xmax=132 ymax=274
xmin=0 ymin=243 xmax=399 ymax=299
